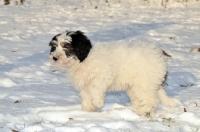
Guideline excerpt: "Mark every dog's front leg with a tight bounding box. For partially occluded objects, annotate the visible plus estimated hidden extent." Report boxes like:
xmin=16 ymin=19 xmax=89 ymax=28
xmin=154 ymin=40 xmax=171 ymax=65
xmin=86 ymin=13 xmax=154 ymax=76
xmin=89 ymin=86 xmax=106 ymax=109
xmin=80 ymin=89 xmax=95 ymax=112
xmin=83 ymin=79 xmax=107 ymax=111
xmin=80 ymin=74 xmax=111 ymax=112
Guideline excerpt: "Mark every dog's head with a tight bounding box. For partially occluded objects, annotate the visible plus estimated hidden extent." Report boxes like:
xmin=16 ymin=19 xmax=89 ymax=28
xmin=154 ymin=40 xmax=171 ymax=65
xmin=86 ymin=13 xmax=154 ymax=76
xmin=49 ymin=30 xmax=92 ymax=66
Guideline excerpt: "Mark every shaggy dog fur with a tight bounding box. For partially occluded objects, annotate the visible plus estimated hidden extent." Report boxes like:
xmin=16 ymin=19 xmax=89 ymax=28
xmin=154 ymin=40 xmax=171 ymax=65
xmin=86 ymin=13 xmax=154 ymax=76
xmin=49 ymin=30 xmax=181 ymax=116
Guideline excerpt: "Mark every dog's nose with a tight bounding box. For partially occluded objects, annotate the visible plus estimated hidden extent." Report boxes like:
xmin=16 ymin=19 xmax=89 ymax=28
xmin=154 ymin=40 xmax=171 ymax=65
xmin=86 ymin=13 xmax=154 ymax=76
xmin=53 ymin=57 xmax=58 ymax=61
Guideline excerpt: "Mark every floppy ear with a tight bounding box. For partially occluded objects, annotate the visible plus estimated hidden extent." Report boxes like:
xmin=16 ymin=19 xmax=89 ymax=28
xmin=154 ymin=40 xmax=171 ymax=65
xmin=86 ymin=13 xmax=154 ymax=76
xmin=70 ymin=31 xmax=92 ymax=62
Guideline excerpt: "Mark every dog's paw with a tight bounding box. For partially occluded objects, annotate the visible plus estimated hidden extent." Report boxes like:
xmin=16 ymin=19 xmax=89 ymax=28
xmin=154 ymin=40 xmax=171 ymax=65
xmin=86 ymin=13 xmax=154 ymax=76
xmin=132 ymin=98 xmax=158 ymax=116
xmin=93 ymin=97 xmax=105 ymax=109
xmin=82 ymin=101 xmax=95 ymax=112
xmin=135 ymin=106 xmax=155 ymax=116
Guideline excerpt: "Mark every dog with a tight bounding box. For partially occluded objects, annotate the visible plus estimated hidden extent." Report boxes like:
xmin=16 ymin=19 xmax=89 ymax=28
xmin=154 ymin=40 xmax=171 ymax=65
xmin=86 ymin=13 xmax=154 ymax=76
xmin=49 ymin=30 xmax=181 ymax=116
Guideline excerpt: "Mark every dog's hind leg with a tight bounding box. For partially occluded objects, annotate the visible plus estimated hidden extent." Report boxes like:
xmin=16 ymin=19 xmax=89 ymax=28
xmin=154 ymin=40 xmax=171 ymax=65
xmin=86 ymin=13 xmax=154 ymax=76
xmin=127 ymin=87 xmax=159 ymax=116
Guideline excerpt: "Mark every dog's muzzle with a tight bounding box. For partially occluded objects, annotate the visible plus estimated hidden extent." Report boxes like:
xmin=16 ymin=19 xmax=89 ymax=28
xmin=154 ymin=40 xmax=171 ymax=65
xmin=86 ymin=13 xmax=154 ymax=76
xmin=53 ymin=56 xmax=58 ymax=61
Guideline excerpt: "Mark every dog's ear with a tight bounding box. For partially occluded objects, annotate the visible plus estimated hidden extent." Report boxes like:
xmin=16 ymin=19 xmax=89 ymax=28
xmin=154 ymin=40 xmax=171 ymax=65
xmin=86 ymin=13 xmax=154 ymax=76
xmin=70 ymin=31 xmax=92 ymax=62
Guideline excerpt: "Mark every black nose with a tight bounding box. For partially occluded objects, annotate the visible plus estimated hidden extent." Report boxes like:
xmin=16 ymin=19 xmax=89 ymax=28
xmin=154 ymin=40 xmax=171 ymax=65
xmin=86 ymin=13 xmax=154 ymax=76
xmin=53 ymin=57 xmax=58 ymax=61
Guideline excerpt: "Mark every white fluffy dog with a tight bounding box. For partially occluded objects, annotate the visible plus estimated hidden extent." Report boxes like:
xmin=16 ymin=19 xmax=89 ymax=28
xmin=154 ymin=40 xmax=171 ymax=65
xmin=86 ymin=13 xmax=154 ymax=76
xmin=49 ymin=30 xmax=181 ymax=116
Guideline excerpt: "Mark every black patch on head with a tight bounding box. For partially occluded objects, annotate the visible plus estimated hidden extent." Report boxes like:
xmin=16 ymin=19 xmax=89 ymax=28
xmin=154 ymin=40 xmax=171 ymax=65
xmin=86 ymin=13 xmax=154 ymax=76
xmin=52 ymin=33 xmax=61 ymax=41
xmin=69 ymin=31 xmax=92 ymax=62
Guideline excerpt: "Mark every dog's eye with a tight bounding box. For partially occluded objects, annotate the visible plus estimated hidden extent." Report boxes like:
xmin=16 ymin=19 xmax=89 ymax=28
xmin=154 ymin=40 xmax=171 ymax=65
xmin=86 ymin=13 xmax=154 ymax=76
xmin=49 ymin=41 xmax=58 ymax=47
xmin=50 ymin=46 xmax=56 ymax=54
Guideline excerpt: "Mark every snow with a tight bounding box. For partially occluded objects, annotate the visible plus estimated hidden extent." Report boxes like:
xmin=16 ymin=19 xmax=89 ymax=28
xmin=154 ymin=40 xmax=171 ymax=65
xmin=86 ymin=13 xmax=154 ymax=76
xmin=178 ymin=112 xmax=200 ymax=126
xmin=0 ymin=0 xmax=200 ymax=131
xmin=0 ymin=78 xmax=16 ymax=88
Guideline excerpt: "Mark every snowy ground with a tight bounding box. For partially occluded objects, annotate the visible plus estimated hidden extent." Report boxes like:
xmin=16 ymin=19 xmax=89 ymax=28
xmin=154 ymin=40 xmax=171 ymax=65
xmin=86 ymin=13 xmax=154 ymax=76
xmin=0 ymin=0 xmax=200 ymax=131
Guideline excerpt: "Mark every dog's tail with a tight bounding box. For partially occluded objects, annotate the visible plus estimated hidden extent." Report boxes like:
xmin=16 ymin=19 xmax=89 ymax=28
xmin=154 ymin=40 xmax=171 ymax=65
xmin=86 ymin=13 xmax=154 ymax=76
xmin=157 ymin=87 xmax=182 ymax=107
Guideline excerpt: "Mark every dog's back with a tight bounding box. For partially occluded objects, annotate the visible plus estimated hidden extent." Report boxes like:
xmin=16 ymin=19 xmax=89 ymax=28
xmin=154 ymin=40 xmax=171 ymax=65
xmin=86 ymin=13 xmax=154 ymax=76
xmin=86 ymin=42 xmax=167 ymax=92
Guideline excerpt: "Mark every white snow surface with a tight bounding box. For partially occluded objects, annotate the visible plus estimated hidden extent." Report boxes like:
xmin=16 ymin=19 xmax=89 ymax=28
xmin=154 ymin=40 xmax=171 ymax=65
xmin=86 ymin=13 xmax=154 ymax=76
xmin=0 ymin=0 xmax=200 ymax=132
